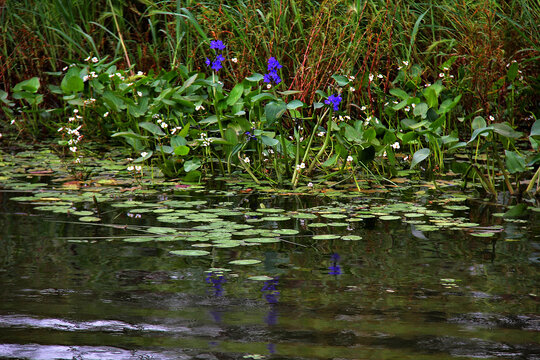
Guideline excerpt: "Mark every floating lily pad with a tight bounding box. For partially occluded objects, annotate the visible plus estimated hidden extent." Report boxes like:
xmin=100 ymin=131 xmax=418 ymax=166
xmin=321 ymin=213 xmax=348 ymax=219
xmin=312 ymin=234 xmax=340 ymax=240
xmin=256 ymin=208 xmax=285 ymax=213
xmin=248 ymin=275 xmax=274 ymax=281
xmin=170 ymin=249 xmax=210 ymax=256
xmin=342 ymin=235 xmax=362 ymax=241
xmin=263 ymin=215 xmax=291 ymax=221
xmin=72 ymin=210 xmax=95 ymax=216
xmin=147 ymin=227 xmax=177 ymax=234
xmin=328 ymin=222 xmax=349 ymax=227
xmin=272 ymin=229 xmax=299 ymax=235
xmin=79 ymin=216 xmax=101 ymax=222
xmin=471 ymin=232 xmax=496 ymax=237
xmin=291 ymin=213 xmax=317 ymax=219
xmin=244 ymin=237 xmax=280 ymax=243
xmin=228 ymin=259 xmax=261 ymax=265
xmin=379 ymin=215 xmax=401 ymax=221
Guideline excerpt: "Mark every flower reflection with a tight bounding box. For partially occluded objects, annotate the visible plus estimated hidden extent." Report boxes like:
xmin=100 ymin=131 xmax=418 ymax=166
xmin=205 ymin=271 xmax=226 ymax=297
xmin=328 ymin=253 xmax=341 ymax=275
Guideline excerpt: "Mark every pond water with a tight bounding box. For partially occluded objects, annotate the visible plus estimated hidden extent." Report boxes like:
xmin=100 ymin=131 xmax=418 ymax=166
xmin=0 ymin=183 xmax=539 ymax=360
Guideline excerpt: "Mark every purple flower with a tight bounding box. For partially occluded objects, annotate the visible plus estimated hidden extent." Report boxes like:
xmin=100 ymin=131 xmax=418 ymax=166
xmin=205 ymin=58 xmax=211 ymax=67
xmin=210 ymin=40 xmax=226 ymax=51
xmin=325 ymin=94 xmax=342 ymax=111
xmin=328 ymin=253 xmax=342 ymax=275
xmin=264 ymin=57 xmax=283 ymax=85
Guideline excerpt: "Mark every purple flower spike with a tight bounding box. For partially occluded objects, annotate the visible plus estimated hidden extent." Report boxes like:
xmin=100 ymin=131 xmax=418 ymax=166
xmin=210 ymin=40 xmax=226 ymax=51
xmin=325 ymin=94 xmax=342 ymax=111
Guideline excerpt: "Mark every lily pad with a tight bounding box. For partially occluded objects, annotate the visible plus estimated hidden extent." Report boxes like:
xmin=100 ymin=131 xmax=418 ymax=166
xmin=228 ymin=259 xmax=261 ymax=265
xmin=79 ymin=216 xmax=101 ymax=222
xmin=312 ymin=234 xmax=340 ymax=240
xmin=170 ymin=249 xmax=210 ymax=256
xmin=248 ymin=275 xmax=274 ymax=281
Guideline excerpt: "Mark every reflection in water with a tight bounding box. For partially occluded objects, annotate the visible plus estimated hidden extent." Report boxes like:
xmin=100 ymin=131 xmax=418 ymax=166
xmin=262 ymin=277 xmax=279 ymax=354
xmin=205 ymin=271 xmax=226 ymax=297
xmin=329 ymin=253 xmax=341 ymax=275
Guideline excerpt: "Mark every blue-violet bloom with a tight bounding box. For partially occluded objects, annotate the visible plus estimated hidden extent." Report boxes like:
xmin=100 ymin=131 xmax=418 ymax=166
xmin=325 ymin=94 xmax=342 ymax=111
xmin=210 ymin=40 xmax=226 ymax=51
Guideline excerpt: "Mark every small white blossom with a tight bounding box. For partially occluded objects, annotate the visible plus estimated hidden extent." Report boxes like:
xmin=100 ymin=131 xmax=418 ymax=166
xmin=267 ymin=84 xmax=272 ymax=89
xmin=103 ymin=112 xmax=109 ymax=117
xmin=403 ymin=60 xmax=409 ymax=66
xmin=317 ymin=131 xmax=325 ymax=137
xmin=439 ymin=73 xmax=445 ymax=78
xmin=349 ymin=87 xmax=355 ymax=92
xmin=10 ymin=119 xmax=16 ymax=125
xmin=377 ymin=74 xmax=383 ymax=79
xmin=346 ymin=156 xmax=353 ymax=162
xmin=307 ymin=182 xmax=313 ymax=188
xmin=69 ymin=146 xmax=77 ymax=153
xmin=231 ymin=57 xmax=238 ymax=63
xmin=84 ymin=56 xmax=91 ymax=61
xmin=91 ymin=57 xmax=98 ymax=63
xmin=135 ymin=165 xmax=142 ymax=171
xmin=160 ymin=122 xmax=168 ymax=129
xmin=391 ymin=142 xmax=400 ymax=150
xmin=74 ymin=157 xmax=81 ymax=163
xmin=360 ymin=105 xmax=367 ymax=111
xmin=489 ymin=115 xmax=495 ymax=122
xmin=127 ymin=165 xmax=134 ymax=171
xmin=137 ymin=71 xmax=144 ymax=76
xmin=243 ymin=157 xmax=250 ymax=164
xmin=443 ymin=67 xmax=449 ymax=71
xmin=404 ymin=106 xmax=410 ymax=112
xmin=369 ymin=73 xmax=374 ymax=82
xmin=62 ymin=66 xmax=68 ymax=71
xmin=137 ymin=91 xmax=142 ymax=97
xmin=348 ymin=75 xmax=355 ymax=81
xmin=382 ymin=151 xmax=387 ymax=157
xmin=195 ymin=105 xmax=205 ymax=111
xmin=403 ymin=155 xmax=409 ymax=161
xmin=141 ymin=152 xmax=148 ymax=157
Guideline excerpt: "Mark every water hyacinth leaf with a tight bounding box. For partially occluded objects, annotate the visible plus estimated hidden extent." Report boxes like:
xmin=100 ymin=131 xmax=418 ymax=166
xmin=170 ymin=250 xmax=210 ymax=256
xmin=331 ymin=74 xmax=349 ymax=86
xmin=251 ymin=93 xmax=276 ymax=104
xmin=287 ymin=100 xmax=304 ymax=110
xmin=139 ymin=122 xmax=166 ymax=136
xmin=226 ymin=83 xmax=244 ymax=105
xmin=265 ymin=101 xmax=287 ymax=125
xmin=228 ymin=259 xmax=261 ymax=265
xmin=410 ymin=148 xmax=430 ymax=168
xmin=505 ymin=150 xmax=526 ymax=173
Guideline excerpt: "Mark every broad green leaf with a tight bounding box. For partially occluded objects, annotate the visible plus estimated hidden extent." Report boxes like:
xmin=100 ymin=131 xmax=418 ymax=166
xmin=245 ymin=73 xmax=264 ymax=82
xmin=111 ymin=131 xmax=149 ymax=141
xmin=507 ymin=62 xmax=519 ymax=82
xmin=287 ymin=100 xmax=304 ymax=110
xmin=390 ymin=88 xmax=409 ymax=100
xmin=503 ymin=203 xmax=528 ymax=218
xmin=174 ymin=145 xmax=190 ymax=156
xmin=103 ymin=91 xmax=125 ymax=112
xmin=261 ymin=135 xmax=279 ymax=147
xmin=171 ymin=135 xmax=186 ymax=147
xmin=529 ymin=120 xmax=540 ymax=137
xmin=331 ymin=74 xmax=349 ymax=86
xmin=184 ymin=159 xmax=201 ymax=172
xmin=471 ymin=116 xmax=487 ymax=131
xmin=251 ymin=93 xmax=276 ymax=103
xmin=505 ymin=150 xmax=526 ymax=174
xmin=14 ymin=77 xmax=40 ymax=93
xmin=199 ymin=115 xmax=218 ymax=124
xmin=322 ymin=154 xmax=339 ymax=167
xmin=226 ymin=83 xmax=244 ymax=105
xmin=60 ymin=75 xmax=84 ymax=94
xmin=492 ymin=122 xmax=522 ymax=139
xmin=413 ymin=102 xmax=428 ymax=119
xmin=265 ymin=101 xmax=287 ymax=125
xmin=177 ymin=73 xmax=198 ymax=94
xmin=468 ymin=126 xmax=494 ymax=143
xmin=139 ymin=121 xmax=166 ymax=136
xmin=410 ymin=148 xmax=430 ymax=168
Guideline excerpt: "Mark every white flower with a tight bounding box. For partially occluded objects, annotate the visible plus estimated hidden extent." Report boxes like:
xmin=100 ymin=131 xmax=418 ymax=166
xmin=317 ymin=131 xmax=325 ymax=137
xmin=231 ymin=57 xmax=238 ymax=63
xmin=160 ymin=122 xmax=168 ymax=129
xmin=348 ymin=75 xmax=355 ymax=81
xmin=411 ymin=103 xmax=416 ymax=108
xmin=137 ymin=91 xmax=142 ymax=97
xmin=82 ymin=75 xmax=89 ymax=82
xmin=62 ymin=66 xmax=68 ymax=71
xmin=403 ymin=155 xmax=409 ymax=161
xmin=127 ymin=165 xmax=134 ymax=171
xmin=404 ymin=106 xmax=410 ymax=112
xmin=425 ymin=83 xmax=431 ymax=87
xmin=377 ymin=74 xmax=383 ymax=79
xmin=243 ymin=157 xmax=250 ymax=164
xmin=489 ymin=115 xmax=495 ymax=121
xmin=84 ymin=56 xmax=91 ymax=61
xmin=369 ymin=73 xmax=374 ymax=82
xmin=307 ymin=182 xmax=313 ymax=188
xmin=74 ymin=157 xmax=81 ymax=163
xmin=443 ymin=67 xmax=449 ymax=71
xmin=137 ymin=71 xmax=144 ymax=76
xmin=349 ymin=87 xmax=355 ymax=92
xmin=170 ymin=126 xmax=182 ymax=134
xmin=195 ymin=105 xmax=205 ymax=111
xmin=439 ymin=73 xmax=445 ymax=78
xmin=0 ymin=133 xmax=2 ymax=139
xmin=382 ymin=151 xmax=387 ymax=157
xmin=10 ymin=119 xmax=16 ymax=125
xmin=141 ymin=152 xmax=148 ymax=157
xmin=346 ymin=156 xmax=353 ymax=162
xmin=391 ymin=142 xmax=400 ymax=150
xmin=91 ymin=57 xmax=98 ymax=63
xmin=267 ymin=84 xmax=272 ymax=89
xmin=69 ymin=146 xmax=77 ymax=153
xmin=360 ymin=106 xmax=367 ymax=111
xmin=103 ymin=112 xmax=109 ymax=118
xmin=135 ymin=165 xmax=142 ymax=171
xmin=58 ymin=127 xmax=64 ymax=132
xmin=403 ymin=60 xmax=409 ymax=66
xmin=73 ymin=109 xmax=78 ymax=113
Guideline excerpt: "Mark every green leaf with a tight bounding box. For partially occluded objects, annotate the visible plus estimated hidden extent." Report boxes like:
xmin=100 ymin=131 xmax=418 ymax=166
xmin=529 ymin=120 xmax=540 ymax=138
xmin=401 ymin=131 xmax=418 ymax=144
xmin=287 ymin=100 xmax=304 ymax=110
xmin=171 ymin=135 xmax=186 ymax=147
xmin=177 ymin=73 xmax=198 ymax=94
xmin=413 ymin=102 xmax=429 ymax=119
xmin=199 ymin=115 xmax=218 ymax=124
xmin=389 ymin=88 xmax=409 ymax=100
xmin=505 ymin=150 xmax=526 ymax=174
xmin=226 ymin=83 xmax=244 ymax=105
xmin=322 ymin=154 xmax=339 ymax=167
xmin=277 ymin=90 xmax=302 ymax=96
xmin=468 ymin=126 xmax=494 ymax=143
xmin=14 ymin=77 xmax=40 ymax=93
xmin=111 ymin=131 xmax=149 ymax=141
xmin=251 ymin=93 xmax=276 ymax=103
xmin=184 ymin=159 xmax=201 ymax=172
xmin=103 ymin=91 xmax=125 ymax=112
xmin=261 ymin=135 xmax=279 ymax=147
xmin=331 ymin=74 xmax=349 ymax=86
xmin=264 ymin=101 xmax=287 ymax=125
xmin=507 ymin=62 xmax=519 ymax=82
xmin=174 ymin=145 xmax=190 ymax=156
xmin=410 ymin=148 xmax=430 ymax=168
xmin=471 ymin=116 xmax=487 ymax=131
xmin=503 ymin=203 xmax=528 ymax=218
xmin=245 ymin=73 xmax=264 ymax=82
xmin=492 ymin=122 xmax=522 ymax=139
xmin=344 ymin=124 xmax=363 ymax=142
xmin=60 ymin=74 xmax=84 ymax=94
xmin=139 ymin=121 xmax=166 ymax=136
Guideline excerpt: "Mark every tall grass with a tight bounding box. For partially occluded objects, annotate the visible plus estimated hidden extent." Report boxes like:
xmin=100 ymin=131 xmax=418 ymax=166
xmin=1 ymin=0 xmax=538 ymax=126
